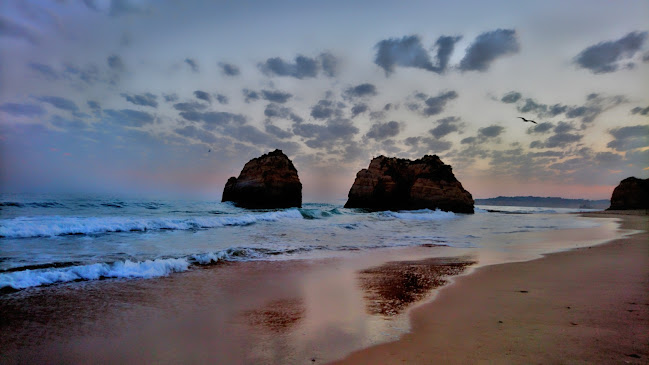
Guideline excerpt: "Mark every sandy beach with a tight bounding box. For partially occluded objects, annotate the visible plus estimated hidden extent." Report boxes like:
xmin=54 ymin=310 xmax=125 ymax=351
xmin=1 ymin=213 xmax=647 ymax=364
xmin=335 ymin=213 xmax=649 ymax=364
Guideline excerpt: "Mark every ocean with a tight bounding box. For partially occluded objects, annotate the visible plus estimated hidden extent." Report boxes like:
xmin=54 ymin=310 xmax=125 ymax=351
xmin=0 ymin=193 xmax=611 ymax=293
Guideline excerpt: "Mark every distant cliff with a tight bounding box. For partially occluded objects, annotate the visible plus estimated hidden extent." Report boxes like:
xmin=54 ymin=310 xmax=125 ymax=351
xmin=222 ymin=149 xmax=302 ymax=208
xmin=344 ymin=155 xmax=474 ymax=213
xmin=608 ymin=177 xmax=649 ymax=210
xmin=475 ymin=196 xmax=609 ymax=209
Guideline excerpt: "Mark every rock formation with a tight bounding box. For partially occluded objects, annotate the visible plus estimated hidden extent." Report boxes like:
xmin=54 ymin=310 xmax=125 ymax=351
xmin=344 ymin=155 xmax=474 ymax=213
xmin=222 ymin=149 xmax=302 ymax=208
xmin=607 ymin=177 xmax=649 ymax=210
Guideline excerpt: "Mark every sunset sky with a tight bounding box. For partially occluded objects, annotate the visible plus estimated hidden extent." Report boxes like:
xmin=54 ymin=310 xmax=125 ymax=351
xmin=1 ymin=0 xmax=648 ymax=200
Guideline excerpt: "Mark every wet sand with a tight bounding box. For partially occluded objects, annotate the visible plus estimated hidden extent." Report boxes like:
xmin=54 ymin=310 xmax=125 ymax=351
xmin=0 ymin=213 xmax=646 ymax=364
xmin=334 ymin=214 xmax=649 ymax=364
xmin=0 ymin=245 xmax=475 ymax=364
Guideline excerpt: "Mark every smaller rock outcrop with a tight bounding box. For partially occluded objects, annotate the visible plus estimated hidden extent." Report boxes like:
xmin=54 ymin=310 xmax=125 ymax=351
xmin=222 ymin=149 xmax=302 ymax=208
xmin=607 ymin=177 xmax=649 ymax=210
xmin=344 ymin=155 xmax=474 ymax=213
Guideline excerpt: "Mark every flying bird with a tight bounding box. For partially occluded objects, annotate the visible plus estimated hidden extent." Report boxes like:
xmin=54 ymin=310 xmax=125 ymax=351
xmin=517 ymin=117 xmax=537 ymax=124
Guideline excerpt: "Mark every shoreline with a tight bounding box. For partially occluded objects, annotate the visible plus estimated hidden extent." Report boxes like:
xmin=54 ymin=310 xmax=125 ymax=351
xmin=0 ymin=212 xmax=646 ymax=364
xmin=333 ymin=213 xmax=649 ymax=364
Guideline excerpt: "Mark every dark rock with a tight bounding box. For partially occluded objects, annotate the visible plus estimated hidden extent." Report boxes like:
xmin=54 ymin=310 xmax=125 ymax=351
xmin=344 ymin=155 xmax=474 ymax=213
xmin=607 ymin=177 xmax=649 ymax=210
xmin=222 ymin=149 xmax=302 ymax=208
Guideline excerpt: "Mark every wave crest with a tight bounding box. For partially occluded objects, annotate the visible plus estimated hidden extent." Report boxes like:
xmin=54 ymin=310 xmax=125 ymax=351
xmin=0 ymin=209 xmax=304 ymax=238
xmin=378 ymin=209 xmax=457 ymax=220
xmin=0 ymin=258 xmax=190 ymax=290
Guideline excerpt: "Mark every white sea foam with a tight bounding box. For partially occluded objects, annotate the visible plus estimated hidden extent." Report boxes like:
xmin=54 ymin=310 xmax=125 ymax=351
xmin=0 ymin=208 xmax=304 ymax=238
xmin=0 ymin=245 xmax=316 ymax=290
xmin=379 ymin=209 xmax=457 ymax=221
xmin=0 ymin=258 xmax=190 ymax=289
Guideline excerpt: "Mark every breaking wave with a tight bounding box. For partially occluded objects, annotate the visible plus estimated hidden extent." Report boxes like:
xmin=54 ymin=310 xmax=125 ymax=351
xmin=378 ymin=209 xmax=457 ymax=220
xmin=0 ymin=209 xmax=304 ymax=238
xmin=1 ymin=243 xmax=362 ymax=291
xmin=0 ymin=258 xmax=191 ymax=290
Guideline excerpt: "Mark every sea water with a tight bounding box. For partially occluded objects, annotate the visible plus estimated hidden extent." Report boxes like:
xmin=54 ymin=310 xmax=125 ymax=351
xmin=0 ymin=193 xmax=605 ymax=291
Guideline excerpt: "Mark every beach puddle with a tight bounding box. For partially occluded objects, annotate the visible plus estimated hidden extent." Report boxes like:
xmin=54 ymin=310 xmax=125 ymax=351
xmin=358 ymin=257 xmax=476 ymax=316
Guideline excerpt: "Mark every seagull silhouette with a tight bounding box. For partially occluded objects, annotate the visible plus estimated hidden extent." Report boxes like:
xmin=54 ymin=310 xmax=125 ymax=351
xmin=517 ymin=117 xmax=537 ymax=124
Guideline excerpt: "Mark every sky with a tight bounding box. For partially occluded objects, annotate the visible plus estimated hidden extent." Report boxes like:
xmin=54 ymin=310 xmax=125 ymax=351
xmin=1 ymin=0 xmax=648 ymax=200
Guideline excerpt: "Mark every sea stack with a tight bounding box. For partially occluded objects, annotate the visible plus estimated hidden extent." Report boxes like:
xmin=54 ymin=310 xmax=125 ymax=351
xmin=607 ymin=177 xmax=649 ymax=210
xmin=345 ymin=155 xmax=474 ymax=213
xmin=222 ymin=149 xmax=302 ymax=208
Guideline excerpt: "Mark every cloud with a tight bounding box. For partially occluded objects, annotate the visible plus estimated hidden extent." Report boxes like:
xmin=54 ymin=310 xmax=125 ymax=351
xmin=219 ymin=62 xmax=240 ymax=76
xmin=566 ymin=94 xmax=627 ymax=125
xmin=0 ymin=102 xmax=46 ymax=117
xmin=28 ymin=63 xmax=59 ymax=80
xmin=263 ymin=103 xmax=302 ymax=123
xmin=544 ymin=132 xmax=583 ymax=148
xmin=243 ymin=89 xmax=260 ymax=103
xmin=227 ymin=125 xmax=274 ymax=145
xmin=351 ymin=104 xmax=368 ymax=118
xmin=461 ymin=136 xmax=477 ymax=144
xmin=459 ymin=29 xmax=520 ymax=72
xmin=194 ymin=90 xmax=211 ymax=103
xmin=319 ymin=52 xmax=338 ymax=77
xmin=553 ymin=121 xmax=575 ymax=134
xmin=216 ymin=94 xmax=228 ymax=105
xmin=607 ymin=125 xmax=649 ymax=151
xmin=294 ymin=118 xmax=359 ymax=149
xmin=430 ymin=116 xmax=462 ymax=139
xmin=574 ymin=31 xmax=648 ymax=73
xmin=173 ymin=101 xmax=207 ymax=112
xmin=51 ymin=115 xmax=87 ymax=130
xmin=526 ymin=121 xmax=554 ymax=134
xmin=107 ymin=55 xmax=126 ymax=72
xmin=104 ymin=109 xmax=155 ymax=126
xmin=310 ymin=99 xmax=341 ymax=120
xmin=163 ymin=93 xmax=179 ymax=103
xmin=185 ymin=58 xmax=199 ymax=73
xmin=421 ymin=138 xmax=453 ymax=152
xmin=178 ymin=111 xmax=246 ymax=129
xmin=434 ymin=35 xmax=462 ymax=72
xmin=63 ymin=64 xmax=101 ymax=84
xmin=501 ymin=91 xmax=521 ymax=103
xmin=37 ymin=96 xmax=79 ymax=112
xmin=478 ymin=125 xmax=504 ymax=138
xmin=261 ymin=90 xmax=292 ymax=103
xmin=120 ymin=92 xmax=158 ymax=107
xmin=344 ymin=83 xmax=377 ymax=99
xmin=419 ymin=90 xmax=458 ymax=116
xmin=0 ymin=16 xmax=38 ymax=44
xmin=517 ymin=99 xmax=568 ymax=119
xmin=529 ymin=140 xmax=543 ymax=149
xmin=594 ymin=151 xmax=623 ymax=166
xmin=373 ymin=35 xmax=461 ymax=75
xmin=87 ymin=100 xmax=101 ymax=110
xmin=175 ymin=125 xmax=218 ymax=144
xmin=486 ymin=147 xmax=564 ymax=180
xmin=403 ymin=136 xmax=454 ymax=154
xmin=84 ymin=0 xmax=149 ymax=17
xmin=631 ymin=106 xmax=649 ymax=115
xmin=365 ymin=121 xmax=402 ymax=140
xmin=503 ymin=91 xmax=627 ymax=125
xmin=259 ymin=52 xmax=338 ymax=79
xmin=264 ymin=122 xmax=293 ymax=139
